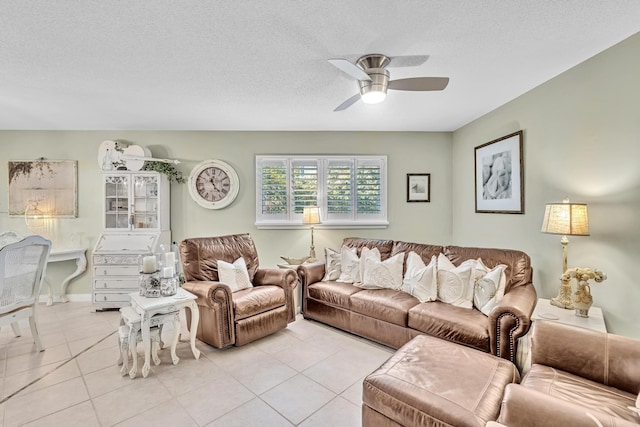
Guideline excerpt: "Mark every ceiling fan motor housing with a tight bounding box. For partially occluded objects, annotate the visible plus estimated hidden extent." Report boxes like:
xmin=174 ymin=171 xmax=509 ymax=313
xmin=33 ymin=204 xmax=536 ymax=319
xmin=358 ymin=68 xmax=390 ymax=100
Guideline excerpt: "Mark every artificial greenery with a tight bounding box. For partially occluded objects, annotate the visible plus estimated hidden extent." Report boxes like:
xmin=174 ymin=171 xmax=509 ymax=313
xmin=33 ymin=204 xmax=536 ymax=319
xmin=142 ymin=161 xmax=186 ymax=184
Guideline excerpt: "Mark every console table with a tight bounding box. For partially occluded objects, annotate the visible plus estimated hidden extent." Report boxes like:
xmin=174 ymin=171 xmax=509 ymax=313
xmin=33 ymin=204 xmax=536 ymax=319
xmin=45 ymin=247 xmax=88 ymax=306
xmin=516 ymin=298 xmax=606 ymax=373
xmin=128 ymin=288 xmax=201 ymax=378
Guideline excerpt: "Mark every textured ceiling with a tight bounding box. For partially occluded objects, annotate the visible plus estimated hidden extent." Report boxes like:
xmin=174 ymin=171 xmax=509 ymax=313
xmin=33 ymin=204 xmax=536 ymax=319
xmin=1 ymin=1 xmax=639 ymax=131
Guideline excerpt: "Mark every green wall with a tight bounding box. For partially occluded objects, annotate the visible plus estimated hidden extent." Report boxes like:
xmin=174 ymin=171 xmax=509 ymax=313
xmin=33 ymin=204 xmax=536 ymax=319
xmin=0 ymin=131 xmax=453 ymax=298
xmin=452 ymin=32 xmax=640 ymax=338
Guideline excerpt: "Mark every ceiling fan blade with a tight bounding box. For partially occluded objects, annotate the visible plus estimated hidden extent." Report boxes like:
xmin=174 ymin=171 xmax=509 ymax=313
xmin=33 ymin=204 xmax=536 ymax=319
xmin=388 ymin=55 xmax=430 ymax=67
xmin=328 ymin=58 xmax=372 ymax=81
xmin=334 ymin=93 xmax=361 ymax=112
xmin=388 ymin=77 xmax=449 ymax=91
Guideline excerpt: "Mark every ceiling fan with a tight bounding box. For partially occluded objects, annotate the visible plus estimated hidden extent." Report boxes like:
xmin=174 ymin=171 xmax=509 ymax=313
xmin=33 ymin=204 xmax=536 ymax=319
xmin=328 ymin=54 xmax=449 ymax=112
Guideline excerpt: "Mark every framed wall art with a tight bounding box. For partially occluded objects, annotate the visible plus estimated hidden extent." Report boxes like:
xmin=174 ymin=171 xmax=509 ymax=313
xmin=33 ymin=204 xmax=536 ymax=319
xmin=474 ymin=131 xmax=524 ymax=214
xmin=8 ymin=159 xmax=78 ymax=217
xmin=407 ymin=173 xmax=430 ymax=202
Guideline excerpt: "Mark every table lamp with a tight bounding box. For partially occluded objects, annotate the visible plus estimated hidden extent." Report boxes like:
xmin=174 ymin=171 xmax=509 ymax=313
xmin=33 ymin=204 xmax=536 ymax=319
xmin=302 ymin=206 xmax=321 ymax=262
xmin=541 ymin=198 xmax=589 ymax=309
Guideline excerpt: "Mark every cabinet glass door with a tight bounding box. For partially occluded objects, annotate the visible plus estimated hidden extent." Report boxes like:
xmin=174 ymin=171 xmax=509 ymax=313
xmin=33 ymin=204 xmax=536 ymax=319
xmin=133 ymin=175 xmax=159 ymax=229
xmin=105 ymin=176 xmax=130 ymax=229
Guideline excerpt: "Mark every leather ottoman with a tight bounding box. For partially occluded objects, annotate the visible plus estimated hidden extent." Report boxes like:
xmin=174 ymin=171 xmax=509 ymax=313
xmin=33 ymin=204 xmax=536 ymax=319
xmin=363 ymin=334 xmax=520 ymax=427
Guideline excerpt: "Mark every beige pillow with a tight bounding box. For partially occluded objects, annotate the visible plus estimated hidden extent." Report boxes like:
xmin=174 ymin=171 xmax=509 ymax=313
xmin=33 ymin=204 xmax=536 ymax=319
xmin=218 ymin=257 xmax=253 ymax=292
xmin=360 ymin=251 xmax=404 ymax=290
xmin=322 ymin=247 xmax=341 ymax=281
xmin=437 ymin=254 xmax=475 ymax=309
xmin=336 ymin=246 xmax=361 ymax=284
xmin=402 ymin=252 xmax=437 ymax=302
xmin=473 ymin=259 xmax=508 ymax=315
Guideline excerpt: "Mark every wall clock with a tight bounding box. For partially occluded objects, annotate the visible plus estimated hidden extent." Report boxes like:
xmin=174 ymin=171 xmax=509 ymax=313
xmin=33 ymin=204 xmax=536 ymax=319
xmin=188 ymin=160 xmax=240 ymax=209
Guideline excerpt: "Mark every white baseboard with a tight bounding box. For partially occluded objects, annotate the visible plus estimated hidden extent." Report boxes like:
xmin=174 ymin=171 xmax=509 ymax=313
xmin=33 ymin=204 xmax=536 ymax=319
xmin=39 ymin=293 xmax=92 ymax=304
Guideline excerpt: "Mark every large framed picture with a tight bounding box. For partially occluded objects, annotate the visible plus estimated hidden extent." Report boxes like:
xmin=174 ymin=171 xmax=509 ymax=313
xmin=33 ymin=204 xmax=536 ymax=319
xmin=407 ymin=173 xmax=430 ymax=202
xmin=474 ymin=131 xmax=524 ymax=214
xmin=8 ymin=159 xmax=78 ymax=217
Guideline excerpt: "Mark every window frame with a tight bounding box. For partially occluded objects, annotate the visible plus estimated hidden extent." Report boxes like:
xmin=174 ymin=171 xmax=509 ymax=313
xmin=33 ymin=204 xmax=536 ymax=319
xmin=255 ymin=155 xmax=388 ymax=229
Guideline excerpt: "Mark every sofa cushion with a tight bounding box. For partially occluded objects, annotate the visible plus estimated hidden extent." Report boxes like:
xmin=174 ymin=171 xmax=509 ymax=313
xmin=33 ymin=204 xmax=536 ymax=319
xmin=350 ymin=289 xmax=419 ymax=326
xmin=322 ymin=247 xmax=341 ymax=281
xmin=343 ymin=237 xmax=394 ymax=260
xmin=444 ymin=245 xmax=532 ymax=292
xmin=336 ymin=245 xmax=361 ymax=284
xmin=408 ymin=302 xmax=490 ymax=352
xmin=522 ymin=364 xmax=638 ymax=422
xmin=307 ymin=281 xmax=361 ymax=309
xmin=233 ymin=285 xmax=285 ymax=321
xmin=218 ymin=257 xmax=253 ymax=292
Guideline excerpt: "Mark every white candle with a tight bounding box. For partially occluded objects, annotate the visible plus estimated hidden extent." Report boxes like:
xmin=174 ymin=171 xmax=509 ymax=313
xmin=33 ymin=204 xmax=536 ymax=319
xmin=164 ymin=251 xmax=176 ymax=266
xmin=142 ymin=256 xmax=157 ymax=273
xmin=162 ymin=266 xmax=175 ymax=278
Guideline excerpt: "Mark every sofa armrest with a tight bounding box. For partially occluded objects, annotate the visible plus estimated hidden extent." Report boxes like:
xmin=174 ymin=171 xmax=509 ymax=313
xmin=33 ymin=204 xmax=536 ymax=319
xmin=182 ymin=280 xmax=235 ymax=348
xmin=489 ymin=283 xmax=537 ymax=362
xmin=254 ymin=267 xmax=299 ymax=322
xmin=498 ymin=384 xmax=638 ymax=427
xmin=297 ymin=262 xmax=326 ymax=288
xmin=530 ymin=321 xmax=640 ymax=393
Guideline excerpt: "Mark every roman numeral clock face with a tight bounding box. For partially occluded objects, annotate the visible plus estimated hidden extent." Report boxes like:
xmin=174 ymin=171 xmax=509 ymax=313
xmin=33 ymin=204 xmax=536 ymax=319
xmin=188 ymin=160 xmax=240 ymax=209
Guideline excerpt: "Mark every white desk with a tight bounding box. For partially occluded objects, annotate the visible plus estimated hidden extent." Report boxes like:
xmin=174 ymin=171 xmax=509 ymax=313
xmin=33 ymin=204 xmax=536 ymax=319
xmin=128 ymin=288 xmax=201 ymax=378
xmin=45 ymin=247 xmax=87 ymax=306
xmin=517 ymin=298 xmax=606 ymax=372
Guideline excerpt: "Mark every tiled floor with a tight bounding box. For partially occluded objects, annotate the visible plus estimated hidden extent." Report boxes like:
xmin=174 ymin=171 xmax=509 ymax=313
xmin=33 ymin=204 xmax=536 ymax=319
xmin=0 ymin=302 xmax=394 ymax=426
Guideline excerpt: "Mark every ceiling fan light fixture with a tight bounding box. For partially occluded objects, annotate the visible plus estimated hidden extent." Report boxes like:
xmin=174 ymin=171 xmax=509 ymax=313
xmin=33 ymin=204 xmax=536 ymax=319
xmin=361 ymin=90 xmax=387 ymax=104
xmin=358 ymin=67 xmax=390 ymax=105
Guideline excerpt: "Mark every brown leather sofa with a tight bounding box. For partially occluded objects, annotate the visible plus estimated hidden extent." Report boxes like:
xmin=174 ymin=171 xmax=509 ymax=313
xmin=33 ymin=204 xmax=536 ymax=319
xmin=179 ymin=233 xmax=298 ymax=348
xmin=298 ymin=237 xmax=537 ymax=362
xmin=497 ymin=321 xmax=640 ymax=426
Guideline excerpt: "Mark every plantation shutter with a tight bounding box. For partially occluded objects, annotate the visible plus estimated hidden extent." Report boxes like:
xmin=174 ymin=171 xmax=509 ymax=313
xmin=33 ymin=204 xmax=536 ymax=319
xmin=291 ymin=160 xmax=319 ymax=215
xmin=356 ymin=160 xmax=382 ymax=216
xmin=256 ymin=157 xmax=288 ymax=222
xmin=325 ymin=159 xmax=354 ymax=221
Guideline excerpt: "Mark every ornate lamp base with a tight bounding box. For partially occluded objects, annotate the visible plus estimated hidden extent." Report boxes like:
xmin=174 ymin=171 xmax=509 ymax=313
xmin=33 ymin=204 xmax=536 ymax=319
xmin=550 ymin=278 xmax=574 ymax=309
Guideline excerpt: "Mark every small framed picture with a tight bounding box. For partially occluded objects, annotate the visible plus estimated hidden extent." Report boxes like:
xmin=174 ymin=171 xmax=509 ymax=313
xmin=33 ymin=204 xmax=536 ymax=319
xmin=474 ymin=130 xmax=524 ymax=214
xmin=407 ymin=173 xmax=430 ymax=203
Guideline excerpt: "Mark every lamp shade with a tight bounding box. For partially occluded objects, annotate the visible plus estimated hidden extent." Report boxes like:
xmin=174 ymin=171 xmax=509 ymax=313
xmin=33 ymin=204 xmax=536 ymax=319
xmin=302 ymin=206 xmax=321 ymax=225
xmin=541 ymin=202 xmax=589 ymax=236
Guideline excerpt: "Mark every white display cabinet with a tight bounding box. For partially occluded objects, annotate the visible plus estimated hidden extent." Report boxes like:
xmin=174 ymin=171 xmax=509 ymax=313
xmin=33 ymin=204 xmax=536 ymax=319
xmin=92 ymin=172 xmax=171 ymax=309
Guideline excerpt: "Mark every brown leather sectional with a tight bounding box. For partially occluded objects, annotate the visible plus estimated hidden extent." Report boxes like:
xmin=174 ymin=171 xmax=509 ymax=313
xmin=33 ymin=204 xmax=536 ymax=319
xmin=298 ymin=237 xmax=537 ymax=362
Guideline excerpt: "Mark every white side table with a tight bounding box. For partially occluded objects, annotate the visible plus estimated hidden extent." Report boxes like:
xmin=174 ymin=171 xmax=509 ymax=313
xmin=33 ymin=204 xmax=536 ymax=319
xmin=128 ymin=288 xmax=201 ymax=378
xmin=516 ymin=298 xmax=606 ymax=373
xmin=46 ymin=247 xmax=87 ymax=306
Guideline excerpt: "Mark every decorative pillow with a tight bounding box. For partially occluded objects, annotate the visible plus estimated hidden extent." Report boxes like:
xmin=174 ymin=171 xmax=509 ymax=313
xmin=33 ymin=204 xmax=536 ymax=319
xmin=473 ymin=259 xmax=508 ymax=316
xmin=322 ymin=247 xmax=341 ymax=281
xmin=402 ymin=252 xmax=437 ymax=302
xmin=359 ymin=251 xmax=404 ymax=290
xmin=336 ymin=246 xmax=361 ymax=284
xmin=436 ymin=253 xmax=475 ymax=309
xmin=218 ymin=257 xmax=253 ymax=292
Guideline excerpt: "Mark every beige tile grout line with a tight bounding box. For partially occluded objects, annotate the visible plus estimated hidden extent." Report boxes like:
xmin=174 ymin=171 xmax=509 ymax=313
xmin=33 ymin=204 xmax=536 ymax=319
xmin=0 ymin=330 xmax=117 ymax=405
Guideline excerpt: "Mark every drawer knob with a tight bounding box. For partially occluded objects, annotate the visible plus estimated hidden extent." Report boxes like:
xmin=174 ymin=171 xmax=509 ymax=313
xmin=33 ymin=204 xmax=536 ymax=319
xmin=103 ymin=296 xmax=107 ymax=301
xmin=103 ymin=283 xmax=107 ymax=288
xmin=103 ymin=270 xmax=108 ymax=275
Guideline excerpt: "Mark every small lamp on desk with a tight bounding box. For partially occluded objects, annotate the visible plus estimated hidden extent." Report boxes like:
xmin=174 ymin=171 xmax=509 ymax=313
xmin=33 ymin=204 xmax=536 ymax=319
xmin=302 ymin=206 xmax=321 ymax=262
xmin=541 ymin=197 xmax=590 ymax=309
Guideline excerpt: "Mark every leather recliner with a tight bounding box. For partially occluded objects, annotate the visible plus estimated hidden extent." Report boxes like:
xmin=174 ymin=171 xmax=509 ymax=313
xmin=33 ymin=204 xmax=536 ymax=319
xmin=179 ymin=233 xmax=298 ymax=348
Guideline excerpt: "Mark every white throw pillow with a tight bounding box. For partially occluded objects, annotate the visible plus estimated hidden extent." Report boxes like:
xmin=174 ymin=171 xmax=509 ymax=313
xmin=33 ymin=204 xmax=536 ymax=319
xmin=360 ymin=251 xmax=404 ymax=290
xmin=322 ymin=247 xmax=341 ymax=281
xmin=473 ymin=259 xmax=508 ymax=316
xmin=437 ymin=253 xmax=475 ymax=309
xmin=402 ymin=253 xmax=437 ymax=302
xmin=218 ymin=257 xmax=253 ymax=292
xmin=337 ymin=246 xmax=361 ymax=284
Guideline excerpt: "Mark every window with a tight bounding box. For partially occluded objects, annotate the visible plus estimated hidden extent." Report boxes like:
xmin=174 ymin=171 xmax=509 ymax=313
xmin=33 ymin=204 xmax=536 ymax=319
xmin=256 ymin=155 xmax=387 ymax=228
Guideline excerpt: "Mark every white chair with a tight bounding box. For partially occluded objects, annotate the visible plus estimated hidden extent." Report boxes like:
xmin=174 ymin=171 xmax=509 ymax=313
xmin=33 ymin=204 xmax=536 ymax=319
xmin=0 ymin=235 xmax=51 ymax=352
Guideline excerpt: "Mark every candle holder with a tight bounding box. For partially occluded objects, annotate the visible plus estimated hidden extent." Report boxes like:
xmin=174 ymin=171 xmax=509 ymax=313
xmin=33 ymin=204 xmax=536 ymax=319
xmin=139 ymin=271 xmax=162 ymax=298
xmin=160 ymin=275 xmax=178 ymax=296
